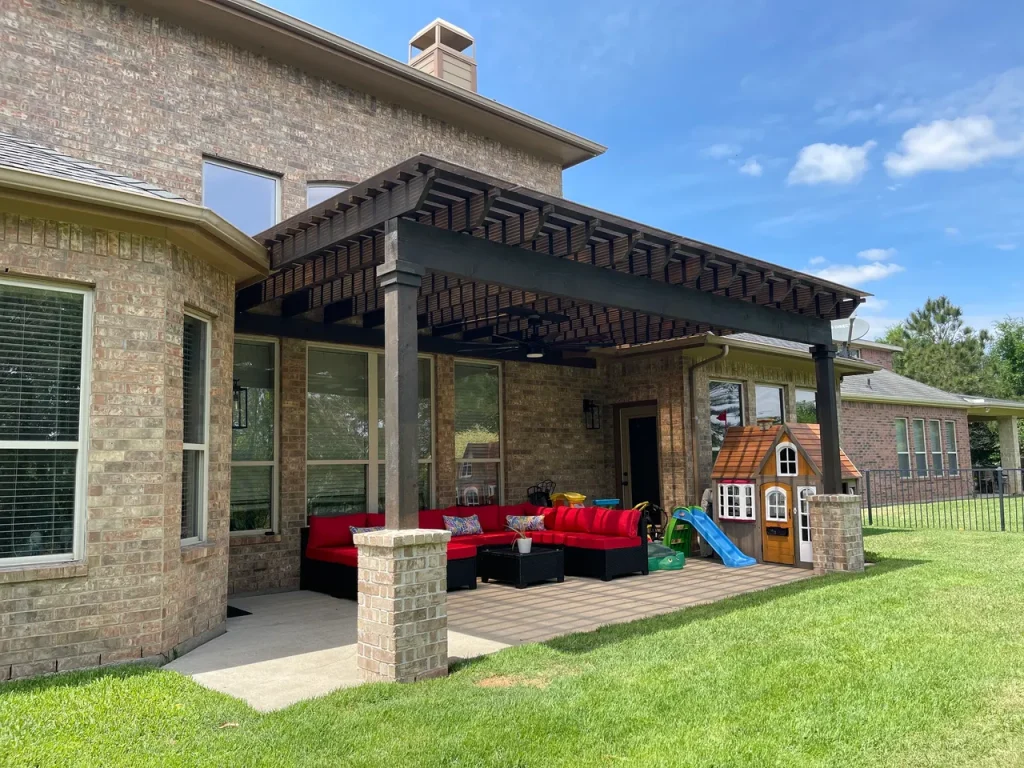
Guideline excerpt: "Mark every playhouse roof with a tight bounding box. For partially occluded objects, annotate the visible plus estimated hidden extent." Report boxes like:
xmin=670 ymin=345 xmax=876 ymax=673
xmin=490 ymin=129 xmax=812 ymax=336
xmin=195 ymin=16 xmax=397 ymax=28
xmin=712 ymin=423 xmax=860 ymax=481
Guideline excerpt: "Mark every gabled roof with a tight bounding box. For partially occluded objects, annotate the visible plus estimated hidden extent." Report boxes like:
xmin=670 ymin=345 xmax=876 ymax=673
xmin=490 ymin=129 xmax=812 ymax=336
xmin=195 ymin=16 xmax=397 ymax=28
xmin=840 ymin=368 xmax=965 ymax=407
xmin=712 ymin=424 xmax=859 ymax=481
xmin=0 ymin=131 xmax=185 ymax=201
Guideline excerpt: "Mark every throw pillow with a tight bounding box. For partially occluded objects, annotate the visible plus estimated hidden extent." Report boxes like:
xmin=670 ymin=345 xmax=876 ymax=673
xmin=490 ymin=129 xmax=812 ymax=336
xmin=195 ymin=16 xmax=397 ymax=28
xmin=443 ymin=514 xmax=483 ymax=536
xmin=349 ymin=525 xmax=384 ymax=536
xmin=506 ymin=515 xmax=546 ymax=532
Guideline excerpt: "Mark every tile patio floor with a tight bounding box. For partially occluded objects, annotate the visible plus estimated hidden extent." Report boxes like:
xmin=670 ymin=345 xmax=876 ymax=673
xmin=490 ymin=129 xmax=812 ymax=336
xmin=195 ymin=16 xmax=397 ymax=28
xmin=167 ymin=558 xmax=811 ymax=711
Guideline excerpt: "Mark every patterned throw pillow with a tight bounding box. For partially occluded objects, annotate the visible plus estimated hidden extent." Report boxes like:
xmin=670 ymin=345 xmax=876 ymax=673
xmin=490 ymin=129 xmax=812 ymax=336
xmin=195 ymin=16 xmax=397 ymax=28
xmin=349 ymin=526 xmax=384 ymax=536
xmin=443 ymin=514 xmax=483 ymax=536
xmin=506 ymin=515 xmax=546 ymax=532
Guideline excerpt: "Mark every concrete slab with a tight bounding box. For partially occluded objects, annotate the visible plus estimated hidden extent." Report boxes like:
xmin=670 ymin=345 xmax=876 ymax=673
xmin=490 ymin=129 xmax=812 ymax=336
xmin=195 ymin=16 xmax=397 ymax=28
xmin=168 ymin=558 xmax=811 ymax=710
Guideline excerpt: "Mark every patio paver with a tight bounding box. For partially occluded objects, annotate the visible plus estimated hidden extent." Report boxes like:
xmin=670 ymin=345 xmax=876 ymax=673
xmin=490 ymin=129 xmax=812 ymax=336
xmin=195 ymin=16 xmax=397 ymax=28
xmin=167 ymin=558 xmax=811 ymax=710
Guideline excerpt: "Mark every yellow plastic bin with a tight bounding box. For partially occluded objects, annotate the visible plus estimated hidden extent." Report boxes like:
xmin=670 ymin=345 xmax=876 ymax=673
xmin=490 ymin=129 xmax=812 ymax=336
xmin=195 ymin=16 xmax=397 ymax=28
xmin=551 ymin=492 xmax=586 ymax=508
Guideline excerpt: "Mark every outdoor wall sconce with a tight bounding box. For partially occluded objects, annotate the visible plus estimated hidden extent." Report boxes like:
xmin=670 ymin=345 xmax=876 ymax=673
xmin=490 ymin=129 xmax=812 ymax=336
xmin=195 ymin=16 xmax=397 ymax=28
xmin=583 ymin=399 xmax=601 ymax=430
xmin=232 ymin=379 xmax=249 ymax=430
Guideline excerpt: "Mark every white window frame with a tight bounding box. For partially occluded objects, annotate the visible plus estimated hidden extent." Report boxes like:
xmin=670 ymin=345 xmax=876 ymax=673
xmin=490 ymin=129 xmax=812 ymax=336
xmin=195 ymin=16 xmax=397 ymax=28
xmin=230 ymin=336 xmax=279 ymax=536
xmin=201 ymin=157 xmax=282 ymax=230
xmin=710 ymin=379 xmax=745 ymax=462
xmin=306 ymin=181 xmax=351 ymax=208
xmin=0 ymin=277 xmax=92 ymax=567
xmin=182 ymin=309 xmax=212 ymax=545
xmin=895 ymin=418 xmax=911 ymax=479
xmin=928 ymin=419 xmax=944 ymax=477
xmin=945 ymin=421 xmax=960 ymax=477
xmin=765 ymin=487 xmax=789 ymax=522
xmin=797 ymin=486 xmax=816 ymax=544
xmin=775 ymin=441 xmax=798 ymax=476
xmin=717 ymin=482 xmax=755 ymax=521
xmin=911 ymin=418 xmax=928 ymax=478
xmin=453 ymin=358 xmax=504 ymax=506
xmin=305 ymin=344 xmax=435 ymax=516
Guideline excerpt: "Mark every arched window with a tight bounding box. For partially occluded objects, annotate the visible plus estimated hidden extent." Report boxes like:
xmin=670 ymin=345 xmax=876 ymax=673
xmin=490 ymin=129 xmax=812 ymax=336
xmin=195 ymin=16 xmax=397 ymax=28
xmin=776 ymin=442 xmax=798 ymax=476
xmin=766 ymin=488 xmax=788 ymax=522
xmin=462 ymin=486 xmax=480 ymax=506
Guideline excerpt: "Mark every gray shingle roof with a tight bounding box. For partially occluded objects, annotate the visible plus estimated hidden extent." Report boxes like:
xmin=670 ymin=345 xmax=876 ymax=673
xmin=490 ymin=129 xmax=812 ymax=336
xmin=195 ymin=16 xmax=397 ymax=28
xmin=0 ymin=131 xmax=185 ymax=201
xmin=840 ymin=368 xmax=966 ymax=405
xmin=725 ymin=333 xmax=815 ymax=353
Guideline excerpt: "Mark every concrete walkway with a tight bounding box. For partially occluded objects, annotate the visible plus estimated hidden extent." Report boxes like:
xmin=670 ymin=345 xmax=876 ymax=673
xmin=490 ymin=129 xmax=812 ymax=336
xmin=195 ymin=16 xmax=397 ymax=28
xmin=167 ymin=559 xmax=810 ymax=711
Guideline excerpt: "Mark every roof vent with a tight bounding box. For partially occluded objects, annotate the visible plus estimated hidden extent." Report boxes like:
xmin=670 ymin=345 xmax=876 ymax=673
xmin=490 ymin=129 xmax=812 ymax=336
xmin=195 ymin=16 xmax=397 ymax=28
xmin=409 ymin=19 xmax=476 ymax=92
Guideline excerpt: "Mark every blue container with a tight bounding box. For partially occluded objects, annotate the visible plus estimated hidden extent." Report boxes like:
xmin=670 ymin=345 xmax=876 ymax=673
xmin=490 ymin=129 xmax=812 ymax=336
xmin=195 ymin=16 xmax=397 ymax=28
xmin=593 ymin=498 xmax=620 ymax=509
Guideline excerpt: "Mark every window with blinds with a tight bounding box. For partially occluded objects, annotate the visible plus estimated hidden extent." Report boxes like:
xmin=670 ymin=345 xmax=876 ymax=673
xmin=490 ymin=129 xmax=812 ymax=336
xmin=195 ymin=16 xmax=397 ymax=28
xmin=454 ymin=362 xmax=501 ymax=506
xmin=230 ymin=339 xmax=277 ymax=533
xmin=182 ymin=313 xmax=210 ymax=542
xmin=0 ymin=280 xmax=90 ymax=564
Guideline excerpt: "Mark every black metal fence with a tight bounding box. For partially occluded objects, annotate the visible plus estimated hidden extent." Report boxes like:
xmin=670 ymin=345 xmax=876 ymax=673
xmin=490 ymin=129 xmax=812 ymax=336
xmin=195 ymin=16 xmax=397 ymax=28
xmin=862 ymin=468 xmax=1024 ymax=532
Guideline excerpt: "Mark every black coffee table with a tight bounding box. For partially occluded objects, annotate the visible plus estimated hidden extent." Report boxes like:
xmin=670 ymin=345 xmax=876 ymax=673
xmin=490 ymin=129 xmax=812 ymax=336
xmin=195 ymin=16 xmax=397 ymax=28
xmin=478 ymin=545 xmax=564 ymax=589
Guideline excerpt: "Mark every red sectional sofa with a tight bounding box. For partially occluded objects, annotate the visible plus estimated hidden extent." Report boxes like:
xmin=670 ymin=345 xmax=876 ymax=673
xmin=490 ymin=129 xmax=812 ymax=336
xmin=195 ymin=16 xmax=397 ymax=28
xmin=299 ymin=503 xmax=648 ymax=600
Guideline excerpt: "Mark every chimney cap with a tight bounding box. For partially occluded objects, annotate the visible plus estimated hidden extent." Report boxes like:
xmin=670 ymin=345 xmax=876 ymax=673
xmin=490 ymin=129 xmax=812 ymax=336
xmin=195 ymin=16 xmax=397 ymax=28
xmin=410 ymin=18 xmax=474 ymax=54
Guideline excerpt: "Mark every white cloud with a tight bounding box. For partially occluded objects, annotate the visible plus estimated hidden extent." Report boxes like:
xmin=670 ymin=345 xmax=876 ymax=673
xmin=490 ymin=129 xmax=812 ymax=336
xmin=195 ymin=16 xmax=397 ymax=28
xmin=856 ymin=247 xmax=897 ymax=261
xmin=787 ymin=140 xmax=876 ymax=185
xmin=814 ymin=261 xmax=905 ymax=286
xmin=738 ymin=158 xmax=763 ymax=177
xmin=996 ymin=243 xmax=1017 ymax=251
xmin=945 ymin=227 xmax=960 ymax=237
xmin=860 ymin=296 xmax=889 ymax=312
xmin=705 ymin=143 xmax=741 ymax=159
xmin=809 ymin=256 xmax=827 ymax=266
xmin=884 ymin=116 xmax=1024 ymax=177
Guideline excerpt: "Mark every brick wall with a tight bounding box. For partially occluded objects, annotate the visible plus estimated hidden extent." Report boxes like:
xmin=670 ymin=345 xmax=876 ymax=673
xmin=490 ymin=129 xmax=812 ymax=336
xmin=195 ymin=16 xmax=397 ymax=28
xmin=0 ymin=209 xmax=234 ymax=679
xmin=858 ymin=347 xmax=895 ymax=371
xmin=0 ymin=0 xmax=563 ymax=220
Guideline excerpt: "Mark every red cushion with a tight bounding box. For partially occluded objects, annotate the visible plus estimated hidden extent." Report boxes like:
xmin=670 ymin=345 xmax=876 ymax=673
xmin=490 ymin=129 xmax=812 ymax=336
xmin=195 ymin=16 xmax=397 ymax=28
xmin=528 ymin=530 xmax=569 ymax=546
xmin=366 ymin=513 xmax=385 ymax=528
xmin=590 ymin=508 xmax=641 ymax=537
xmin=307 ymin=514 xmax=367 ymax=549
xmin=564 ymin=533 xmax=642 ymax=550
xmin=550 ymin=506 xmax=596 ymax=533
xmin=456 ymin=532 xmax=518 ymax=548
xmin=306 ymin=545 xmax=359 ymax=567
xmin=419 ymin=509 xmax=446 ymax=530
xmin=446 ymin=542 xmax=476 ymax=561
xmin=500 ymin=502 xmax=540 ymax=520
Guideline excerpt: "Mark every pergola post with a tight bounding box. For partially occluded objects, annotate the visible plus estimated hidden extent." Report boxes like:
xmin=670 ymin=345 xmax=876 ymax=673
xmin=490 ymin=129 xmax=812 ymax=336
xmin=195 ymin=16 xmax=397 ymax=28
xmin=812 ymin=344 xmax=842 ymax=494
xmin=353 ymin=217 xmax=450 ymax=684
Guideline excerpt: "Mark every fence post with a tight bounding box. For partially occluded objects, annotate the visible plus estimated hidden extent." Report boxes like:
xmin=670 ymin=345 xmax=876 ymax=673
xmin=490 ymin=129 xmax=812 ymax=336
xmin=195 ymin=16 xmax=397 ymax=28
xmin=998 ymin=468 xmax=1006 ymax=532
xmin=865 ymin=471 xmax=873 ymax=525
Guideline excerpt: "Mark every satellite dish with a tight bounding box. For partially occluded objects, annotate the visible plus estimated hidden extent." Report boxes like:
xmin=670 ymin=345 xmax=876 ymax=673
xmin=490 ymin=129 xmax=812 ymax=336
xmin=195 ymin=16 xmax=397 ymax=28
xmin=831 ymin=317 xmax=870 ymax=343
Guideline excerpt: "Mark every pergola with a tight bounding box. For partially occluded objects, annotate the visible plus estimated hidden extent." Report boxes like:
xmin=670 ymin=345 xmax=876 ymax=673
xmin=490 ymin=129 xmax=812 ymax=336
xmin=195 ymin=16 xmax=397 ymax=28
xmin=235 ymin=155 xmax=868 ymax=524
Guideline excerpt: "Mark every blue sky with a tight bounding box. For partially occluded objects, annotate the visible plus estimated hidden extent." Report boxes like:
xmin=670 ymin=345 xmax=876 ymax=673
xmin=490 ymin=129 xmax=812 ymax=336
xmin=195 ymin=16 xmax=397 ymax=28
xmin=271 ymin=0 xmax=1024 ymax=338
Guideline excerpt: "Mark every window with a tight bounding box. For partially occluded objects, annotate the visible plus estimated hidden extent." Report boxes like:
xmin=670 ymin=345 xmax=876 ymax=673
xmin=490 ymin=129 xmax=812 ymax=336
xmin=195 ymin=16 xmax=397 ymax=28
xmin=776 ymin=442 xmax=798 ymax=476
xmin=454 ymin=362 xmax=502 ymax=506
xmin=307 ymin=182 xmax=350 ymax=208
xmin=182 ymin=312 xmax=210 ymax=543
xmin=895 ymin=419 xmax=911 ymax=478
xmin=0 ymin=279 xmax=90 ymax=565
xmin=202 ymin=158 xmax=280 ymax=235
xmin=718 ymin=483 xmax=755 ymax=520
xmin=912 ymin=418 xmax=928 ymax=478
xmin=755 ymin=384 xmax=785 ymax=425
xmin=766 ymin=487 xmax=788 ymax=522
xmin=797 ymin=486 xmax=816 ymax=543
xmin=795 ymin=389 xmax=817 ymax=424
xmin=928 ymin=420 xmax=943 ymax=477
xmin=230 ymin=339 xmax=277 ymax=533
xmin=306 ymin=347 xmax=433 ymax=517
xmin=710 ymin=381 xmax=743 ymax=462
xmin=945 ymin=421 xmax=960 ymax=476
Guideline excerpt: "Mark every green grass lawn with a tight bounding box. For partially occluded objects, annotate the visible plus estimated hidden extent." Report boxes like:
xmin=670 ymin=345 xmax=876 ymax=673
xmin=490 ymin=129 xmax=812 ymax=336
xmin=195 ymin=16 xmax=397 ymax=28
xmin=864 ymin=495 xmax=1024 ymax=532
xmin=3 ymin=529 xmax=1024 ymax=767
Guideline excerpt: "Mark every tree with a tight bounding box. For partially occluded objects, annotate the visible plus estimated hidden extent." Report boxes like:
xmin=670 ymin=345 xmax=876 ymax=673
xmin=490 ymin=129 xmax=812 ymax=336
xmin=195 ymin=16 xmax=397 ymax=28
xmin=880 ymin=297 xmax=999 ymax=396
xmin=992 ymin=318 xmax=1024 ymax=398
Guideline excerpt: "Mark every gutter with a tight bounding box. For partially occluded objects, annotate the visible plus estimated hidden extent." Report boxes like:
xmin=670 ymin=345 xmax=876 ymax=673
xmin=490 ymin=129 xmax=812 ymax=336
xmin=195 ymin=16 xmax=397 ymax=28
xmin=0 ymin=166 xmax=268 ymax=279
xmin=688 ymin=344 xmax=730 ymax=503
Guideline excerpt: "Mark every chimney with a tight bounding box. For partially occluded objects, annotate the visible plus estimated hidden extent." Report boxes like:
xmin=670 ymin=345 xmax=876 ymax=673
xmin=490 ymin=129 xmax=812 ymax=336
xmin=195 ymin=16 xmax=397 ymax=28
xmin=409 ymin=19 xmax=477 ymax=92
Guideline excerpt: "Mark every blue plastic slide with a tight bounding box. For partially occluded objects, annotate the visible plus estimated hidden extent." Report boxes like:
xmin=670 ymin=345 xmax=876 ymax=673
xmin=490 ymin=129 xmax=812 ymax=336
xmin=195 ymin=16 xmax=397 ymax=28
xmin=674 ymin=507 xmax=756 ymax=568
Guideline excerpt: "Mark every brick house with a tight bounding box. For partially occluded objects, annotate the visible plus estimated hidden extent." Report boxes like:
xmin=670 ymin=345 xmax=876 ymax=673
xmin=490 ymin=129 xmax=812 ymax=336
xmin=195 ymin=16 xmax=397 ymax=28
xmin=0 ymin=0 xmax=996 ymax=682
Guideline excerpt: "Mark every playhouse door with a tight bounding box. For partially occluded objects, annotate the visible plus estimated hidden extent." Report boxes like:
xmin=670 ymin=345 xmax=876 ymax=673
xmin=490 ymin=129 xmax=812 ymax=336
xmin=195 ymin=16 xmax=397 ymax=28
xmin=796 ymin=486 xmax=816 ymax=563
xmin=761 ymin=485 xmax=795 ymax=565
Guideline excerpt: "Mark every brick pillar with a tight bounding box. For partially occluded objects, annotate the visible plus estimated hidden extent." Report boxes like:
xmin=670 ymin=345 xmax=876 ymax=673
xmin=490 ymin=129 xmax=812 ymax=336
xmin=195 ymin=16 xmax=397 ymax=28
xmin=809 ymin=494 xmax=864 ymax=574
xmin=998 ymin=416 xmax=1022 ymax=495
xmin=353 ymin=528 xmax=451 ymax=683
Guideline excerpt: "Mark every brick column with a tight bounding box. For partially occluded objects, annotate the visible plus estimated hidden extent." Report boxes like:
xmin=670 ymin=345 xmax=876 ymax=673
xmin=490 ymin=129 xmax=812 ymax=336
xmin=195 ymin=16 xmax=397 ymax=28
xmin=809 ymin=494 xmax=864 ymax=574
xmin=353 ymin=528 xmax=451 ymax=683
xmin=998 ymin=416 xmax=1022 ymax=495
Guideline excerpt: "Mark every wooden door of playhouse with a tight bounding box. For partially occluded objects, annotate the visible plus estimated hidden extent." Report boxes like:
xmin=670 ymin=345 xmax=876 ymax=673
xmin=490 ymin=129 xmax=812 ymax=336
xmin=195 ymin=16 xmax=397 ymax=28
xmin=761 ymin=484 xmax=795 ymax=565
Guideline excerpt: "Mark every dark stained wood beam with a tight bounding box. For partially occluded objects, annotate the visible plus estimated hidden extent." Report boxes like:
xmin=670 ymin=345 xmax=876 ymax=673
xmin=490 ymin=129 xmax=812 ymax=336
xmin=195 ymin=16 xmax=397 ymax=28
xmin=323 ymin=298 xmax=355 ymax=325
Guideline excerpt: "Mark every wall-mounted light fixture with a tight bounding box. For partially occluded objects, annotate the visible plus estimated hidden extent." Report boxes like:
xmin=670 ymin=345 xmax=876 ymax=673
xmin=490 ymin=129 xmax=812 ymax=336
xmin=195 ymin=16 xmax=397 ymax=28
xmin=232 ymin=379 xmax=249 ymax=430
xmin=583 ymin=399 xmax=601 ymax=430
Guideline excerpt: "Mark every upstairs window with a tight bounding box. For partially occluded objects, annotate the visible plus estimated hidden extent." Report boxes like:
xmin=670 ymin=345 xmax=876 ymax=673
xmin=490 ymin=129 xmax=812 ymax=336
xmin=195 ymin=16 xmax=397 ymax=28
xmin=0 ymin=279 xmax=91 ymax=565
xmin=307 ymin=182 xmax=350 ymax=208
xmin=202 ymin=158 xmax=280 ymax=235
xmin=776 ymin=442 xmax=798 ymax=476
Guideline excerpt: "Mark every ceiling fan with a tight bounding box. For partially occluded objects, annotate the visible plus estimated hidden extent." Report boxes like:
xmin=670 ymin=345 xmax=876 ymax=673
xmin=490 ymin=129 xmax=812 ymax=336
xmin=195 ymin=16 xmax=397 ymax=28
xmin=455 ymin=309 xmax=612 ymax=360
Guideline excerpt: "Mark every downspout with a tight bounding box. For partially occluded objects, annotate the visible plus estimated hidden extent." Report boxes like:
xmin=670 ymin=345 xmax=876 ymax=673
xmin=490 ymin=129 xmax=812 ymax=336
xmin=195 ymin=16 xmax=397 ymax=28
xmin=689 ymin=344 xmax=730 ymax=503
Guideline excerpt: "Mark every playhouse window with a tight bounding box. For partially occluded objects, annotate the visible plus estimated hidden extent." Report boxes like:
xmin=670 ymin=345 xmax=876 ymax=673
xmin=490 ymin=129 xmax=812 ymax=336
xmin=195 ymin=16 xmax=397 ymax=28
xmin=718 ymin=483 xmax=755 ymax=520
xmin=766 ymin=488 xmax=788 ymax=522
xmin=776 ymin=442 xmax=798 ymax=476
